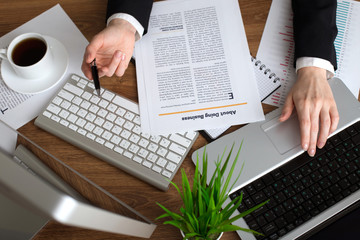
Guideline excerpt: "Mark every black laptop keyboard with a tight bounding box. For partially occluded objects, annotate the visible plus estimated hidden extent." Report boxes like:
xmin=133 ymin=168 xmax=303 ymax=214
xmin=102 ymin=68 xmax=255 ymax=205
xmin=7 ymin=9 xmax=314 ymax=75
xmin=229 ymin=120 xmax=360 ymax=240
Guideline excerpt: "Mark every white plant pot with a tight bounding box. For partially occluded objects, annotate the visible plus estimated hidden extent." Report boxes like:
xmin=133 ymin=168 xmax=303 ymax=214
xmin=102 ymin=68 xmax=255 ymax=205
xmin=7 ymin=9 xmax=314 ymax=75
xmin=180 ymin=230 xmax=223 ymax=240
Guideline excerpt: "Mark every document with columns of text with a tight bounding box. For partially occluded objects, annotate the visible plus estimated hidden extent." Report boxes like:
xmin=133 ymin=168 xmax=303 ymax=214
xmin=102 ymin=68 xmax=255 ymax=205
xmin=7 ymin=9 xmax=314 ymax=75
xmin=135 ymin=0 xmax=264 ymax=135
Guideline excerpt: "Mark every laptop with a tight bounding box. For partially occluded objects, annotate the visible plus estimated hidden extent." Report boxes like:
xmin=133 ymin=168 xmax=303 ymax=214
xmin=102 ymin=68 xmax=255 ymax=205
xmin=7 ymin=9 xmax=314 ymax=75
xmin=191 ymin=77 xmax=360 ymax=240
xmin=0 ymin=121 xmax=156 ymax=239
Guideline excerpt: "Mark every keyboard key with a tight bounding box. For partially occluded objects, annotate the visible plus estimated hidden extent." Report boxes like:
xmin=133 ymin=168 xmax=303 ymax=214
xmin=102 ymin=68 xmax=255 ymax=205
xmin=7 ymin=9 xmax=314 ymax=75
xmin=138 ymin=148 xmax=149 ymax=158
xmin=99 ymin=99 xmax=109 ymax=109
xmin=90 ymin=95 xmax=101 ymax=104
xmin=133 ymin=115 xmax=141 ymax=125
xmin=123 ymin=151 xmax=133 ymax=159
xmin=152 ymin=165 xmax=162 ymax=173
xmin=162 ymin=170 xmax=171 ymax=178
xmin=129 ymin=134 xmax=140 ymax=144
xmin=102 ymin=91 xmax=115 ymax=101
xmin=60 ymin=119 xmax=69 ymax=127
xmin=166 ymin=151 xmax=181 ymax=164
xmin=169 ymin=143 xmax=186 ymax=155
xmin=166 ymin=162 xmax=177 ymax=172
xmin=64 ymin=83 xmax=83 ymax=96
xmin=120 ymin=139 xmax=130 ymax=149
xmin=102 ymin=131 xmax=113 ymax=141
xmin=72 ymin=96 xmax=83 ymax=105
xmin=75 ymin=118 xmax=86 ymax=128
xmin=129 ymin=144 xmax=139 ymax=154
xmin=103 ymin=121 xmax=113 ymax=131
xmin=47 ymin=104 xmax=61 ymax=115
xmin=42 ymin=111 xmax=52 ymax=118
xmin=114 ymin=147 xmax=124 ymax=154
xmin=95 ymin=137 xmax=105 ymax=145
xmin=59 ymin=109 xmax=70 ymax=119
xmin=94 ymin=117 xmax=105 ymax=126
xmin=58 ymin=89 xmax=74 ymax=101
xmin=107 ymin=103 xmax=117 ymax=113
xmin=105 ymin=142 xmax=114 ymax=149
xmin=115 ymin=117 xmax=125 ymax=126
xmin=157 ymin=147 xmax=167 ymax=157
xmin=71 ymin=75 xmax=80 ymax=81
xmin=85 ymin=112 xmax=96 ymax=122
xmin=120 ymin=130 xmax=131 ymax=139
xmin=86 ymin=133 xmax=96 ymax=140
xmin=80 ymin=100 xmax=91 ymax=109
xmin=148 ymin=143 xmax=158 ymax=153
xmin=147 ymin=153 xmax=158 ymax=163
xmin=124 ymin=121 xmax=134 ymax=131
xmin=82 ymin=91 xmax=92 ymax=101
xmin=124 ymin=112 xmax=135 ymax=121
xmin=51 ymin=115 xmax=60 ymax=122
xmin=52 ymin=96 xmax=63 ymax=105
xmin=150 ymin=135 xmax=161 ymax=144
xmin=156 ymin=158 xmax=167 ymax=167
xmin=77 ymin=109 xmax=87 ymax=118
xmin=89 ymin=105 xmax=99 ymax=114
xmin=133 ymin=156 xmax=143 ymax=164
xmin=138 ymin=138 xmax=149 ymax=148
xmin=186 ymin=131 xmax=198 ymax=140
xmin=262 ymin=222 xmax=277 ymax=236
xmin=160 ymin=138 xmax=171 ymax=147
xmin=169 ymin=134 xmax=192 ymax=147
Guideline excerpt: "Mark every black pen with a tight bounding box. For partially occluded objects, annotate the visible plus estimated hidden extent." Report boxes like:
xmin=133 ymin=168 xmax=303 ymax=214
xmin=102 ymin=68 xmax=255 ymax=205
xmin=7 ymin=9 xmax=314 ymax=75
xmin=91 ymin=58 xmax=101 ymax=96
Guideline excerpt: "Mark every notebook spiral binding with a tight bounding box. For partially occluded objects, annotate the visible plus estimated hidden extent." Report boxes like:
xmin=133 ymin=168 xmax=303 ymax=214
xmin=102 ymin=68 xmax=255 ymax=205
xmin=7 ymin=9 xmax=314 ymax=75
xmin=251 ymin=56 xmax=280 ymax=83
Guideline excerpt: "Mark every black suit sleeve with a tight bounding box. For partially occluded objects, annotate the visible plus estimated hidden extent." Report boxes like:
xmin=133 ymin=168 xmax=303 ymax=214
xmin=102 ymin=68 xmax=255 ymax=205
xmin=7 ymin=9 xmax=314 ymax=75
xmin=106 ymin=0 xmax=153 ymax=34
xmin=292 ymin=0 xmax=338 ymax=70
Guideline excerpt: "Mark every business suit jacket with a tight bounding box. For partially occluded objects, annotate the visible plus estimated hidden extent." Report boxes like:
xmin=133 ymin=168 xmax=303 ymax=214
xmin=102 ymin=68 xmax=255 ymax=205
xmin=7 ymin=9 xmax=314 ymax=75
xmin=106 ymin=0 xmax=153 ymax=33
xmin=292 ymin=0 xmax=338 ymax=70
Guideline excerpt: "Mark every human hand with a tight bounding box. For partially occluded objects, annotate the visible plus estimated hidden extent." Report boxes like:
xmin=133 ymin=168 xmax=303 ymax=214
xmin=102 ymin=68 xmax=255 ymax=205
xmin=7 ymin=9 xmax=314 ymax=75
xmin=279 ymin=67 xmax=339 ymax=157
xmin=82 ymin=18 xmax=136 ymax=79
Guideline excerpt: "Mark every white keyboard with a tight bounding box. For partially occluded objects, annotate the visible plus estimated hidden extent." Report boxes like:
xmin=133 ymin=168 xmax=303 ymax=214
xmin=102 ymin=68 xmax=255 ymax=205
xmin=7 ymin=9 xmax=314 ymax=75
xmin=35 ymin=74 xmax=198 ymax=191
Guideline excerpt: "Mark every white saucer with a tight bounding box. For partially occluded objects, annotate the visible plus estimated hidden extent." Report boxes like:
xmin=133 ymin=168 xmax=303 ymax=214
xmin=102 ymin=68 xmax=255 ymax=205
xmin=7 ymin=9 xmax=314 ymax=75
xmin=1 ymin=36 xmax=68 ymax=94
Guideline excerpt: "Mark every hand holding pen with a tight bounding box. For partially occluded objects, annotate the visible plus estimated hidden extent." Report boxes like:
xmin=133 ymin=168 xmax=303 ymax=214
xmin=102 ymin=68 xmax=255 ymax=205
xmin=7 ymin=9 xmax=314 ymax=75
xmin=81 ymin=18 xmax=135 ymax=80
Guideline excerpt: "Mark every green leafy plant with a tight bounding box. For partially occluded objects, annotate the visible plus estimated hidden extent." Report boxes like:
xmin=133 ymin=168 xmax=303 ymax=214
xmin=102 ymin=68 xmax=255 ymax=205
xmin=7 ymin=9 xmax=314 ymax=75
xmin=156 ymin=141 xmax=268 ymax=240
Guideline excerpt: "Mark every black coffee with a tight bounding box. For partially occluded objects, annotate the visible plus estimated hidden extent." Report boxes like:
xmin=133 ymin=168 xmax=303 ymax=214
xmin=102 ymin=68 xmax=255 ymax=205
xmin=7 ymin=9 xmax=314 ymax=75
xmin=11 ymin=38 xmax=47 ymax=67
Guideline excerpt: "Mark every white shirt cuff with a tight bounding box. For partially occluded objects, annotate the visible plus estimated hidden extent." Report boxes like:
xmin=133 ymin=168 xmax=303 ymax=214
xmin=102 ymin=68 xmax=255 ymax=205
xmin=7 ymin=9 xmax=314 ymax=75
xmin=107 ymin=13 xmax=144 ymax=41
xmin=296 ymin=57 xmax=335 ymax=79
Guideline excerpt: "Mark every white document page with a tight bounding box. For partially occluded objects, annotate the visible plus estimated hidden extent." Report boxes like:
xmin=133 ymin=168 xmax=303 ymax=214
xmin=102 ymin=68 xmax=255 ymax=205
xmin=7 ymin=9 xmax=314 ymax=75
xmin=135 ymin=0 xmax=264 ymax=135
xmin=0 ymin=4 xmax=88 ymax=129
xmin=257 ymin=0 xmax=360 ymax=107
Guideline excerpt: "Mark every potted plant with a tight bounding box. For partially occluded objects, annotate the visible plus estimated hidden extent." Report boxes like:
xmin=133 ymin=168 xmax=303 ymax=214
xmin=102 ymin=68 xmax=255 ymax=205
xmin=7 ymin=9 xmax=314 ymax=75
xmin=156 ymin=141 xmax=268 ymax=240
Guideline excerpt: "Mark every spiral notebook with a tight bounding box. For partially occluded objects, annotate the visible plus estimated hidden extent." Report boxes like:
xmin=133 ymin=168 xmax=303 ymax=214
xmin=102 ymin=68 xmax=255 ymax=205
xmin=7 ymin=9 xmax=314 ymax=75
xmin=202 ymin=56 xmax=281 ymax=140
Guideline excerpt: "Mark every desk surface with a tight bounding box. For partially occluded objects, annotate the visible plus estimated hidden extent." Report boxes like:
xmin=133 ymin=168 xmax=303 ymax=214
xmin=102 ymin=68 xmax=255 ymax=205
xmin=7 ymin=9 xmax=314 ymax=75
xmin=1 ymin=1 xmax=358 ymax=240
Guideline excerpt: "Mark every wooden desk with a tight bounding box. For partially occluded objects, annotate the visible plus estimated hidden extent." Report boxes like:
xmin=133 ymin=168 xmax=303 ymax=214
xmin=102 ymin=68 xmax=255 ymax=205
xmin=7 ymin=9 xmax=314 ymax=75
xmin=1 ymin=1 xmax=357 ymax=240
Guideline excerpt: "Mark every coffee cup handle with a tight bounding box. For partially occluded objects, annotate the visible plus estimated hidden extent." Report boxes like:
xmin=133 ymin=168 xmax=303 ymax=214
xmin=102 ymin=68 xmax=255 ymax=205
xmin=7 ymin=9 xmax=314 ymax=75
xmin=0 ymin=48 xmax=8 ymax=60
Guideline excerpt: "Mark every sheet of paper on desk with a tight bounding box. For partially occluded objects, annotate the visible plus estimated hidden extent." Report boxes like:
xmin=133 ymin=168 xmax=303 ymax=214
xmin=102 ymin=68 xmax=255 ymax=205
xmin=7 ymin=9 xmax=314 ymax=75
xmin=0 ymin=4 xmax=88 ymax=129
xmin=135 ymin=0 xmax=264 ymax=135
xmin=257 ymin=0 xmax=360 ymax=107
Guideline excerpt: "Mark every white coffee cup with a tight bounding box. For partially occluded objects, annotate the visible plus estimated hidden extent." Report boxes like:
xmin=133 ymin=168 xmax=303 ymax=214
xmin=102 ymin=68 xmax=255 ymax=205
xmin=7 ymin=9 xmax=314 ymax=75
xmin=0 ymin=33 xmax=53 ymax=79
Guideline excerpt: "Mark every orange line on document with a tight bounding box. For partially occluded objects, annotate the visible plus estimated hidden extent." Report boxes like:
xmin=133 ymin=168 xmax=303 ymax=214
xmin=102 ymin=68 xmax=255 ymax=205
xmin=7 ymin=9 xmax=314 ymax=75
xmin=158 ymin=102 xmax=248 ymax=116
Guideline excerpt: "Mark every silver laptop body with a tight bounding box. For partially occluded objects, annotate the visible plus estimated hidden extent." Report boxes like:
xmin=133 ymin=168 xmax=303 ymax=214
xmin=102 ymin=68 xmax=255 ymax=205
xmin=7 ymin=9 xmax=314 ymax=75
xmin=192 ymin=77 xmax=360 ymax=240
